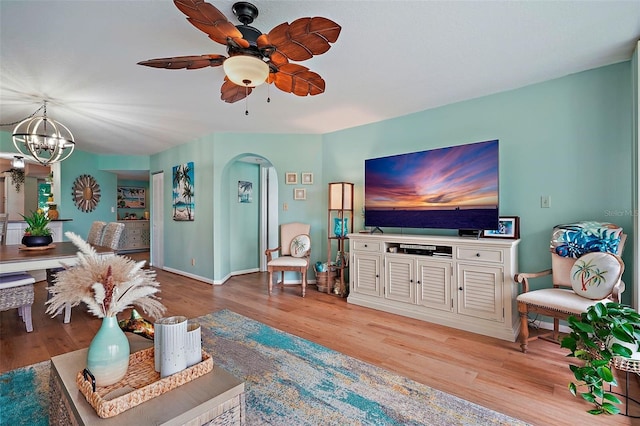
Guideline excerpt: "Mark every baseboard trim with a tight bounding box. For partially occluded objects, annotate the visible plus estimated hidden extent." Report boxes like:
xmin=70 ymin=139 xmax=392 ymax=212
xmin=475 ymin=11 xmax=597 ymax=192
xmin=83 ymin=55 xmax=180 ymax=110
xmin=534 ymin=319 xmax=571 ymax=334
xmin=162 ymin=266 xmax=215 ymax=285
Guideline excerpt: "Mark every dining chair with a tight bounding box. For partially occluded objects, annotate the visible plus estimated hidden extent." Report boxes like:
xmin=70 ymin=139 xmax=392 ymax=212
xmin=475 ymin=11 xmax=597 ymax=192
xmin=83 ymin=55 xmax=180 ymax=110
xmin=101 ymin=222 xmax=125 ymax=251
xmin=0 ymin=272 xmax=36 ymax=332
xmin=87 ymin=221 xmax=107 ymax=245
xmin=46 ymin=220 xmax=109 ymax=323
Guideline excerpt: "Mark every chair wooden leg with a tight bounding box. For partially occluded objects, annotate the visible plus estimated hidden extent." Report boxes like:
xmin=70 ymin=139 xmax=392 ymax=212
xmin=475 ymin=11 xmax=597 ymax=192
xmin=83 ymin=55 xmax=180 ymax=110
xmin=301 ymin=271 xmax=306 ymax=297
xmin=280 ymin=272 xmax=285 ymax=290
xmin=518 ymin=308 xmax=529 ymax=353
xmin=268 ymin=271 xmax=273 ymax=295
xmin=553 ymin=318 xmax=559 ymax=342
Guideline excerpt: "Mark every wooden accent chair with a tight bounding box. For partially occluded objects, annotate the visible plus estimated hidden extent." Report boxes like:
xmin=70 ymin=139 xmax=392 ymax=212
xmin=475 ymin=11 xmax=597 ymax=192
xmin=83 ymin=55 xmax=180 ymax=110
xmin=515 ymin=223 xmax=626 ymax=353
xmin=265 ymin=223 xmax=311 ymax=297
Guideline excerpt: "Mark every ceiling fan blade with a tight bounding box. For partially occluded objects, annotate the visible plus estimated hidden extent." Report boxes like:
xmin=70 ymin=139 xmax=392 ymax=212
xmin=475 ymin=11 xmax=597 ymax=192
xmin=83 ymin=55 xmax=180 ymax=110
xmin=137 ymin=54 xmax=226 ymax=69
xmin=221 ymin=79 xmax=251 ymax=103
xmin=268 ymin=51 xmax=289 ymax=68
xmin=174 ymin=0 xmax=249 ymax=49
xmin=272 ymin=63 xmax=325 ymax=96
xmin=268 ymin=17 xmax=341 ymax=62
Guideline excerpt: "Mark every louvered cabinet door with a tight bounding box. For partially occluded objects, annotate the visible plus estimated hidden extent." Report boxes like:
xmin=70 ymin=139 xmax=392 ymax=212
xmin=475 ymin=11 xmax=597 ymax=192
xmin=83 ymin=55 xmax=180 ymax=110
xmin=416 ymin=259 xmax=452 ymax=312
xmin=456 ymin=263 xmax=503 ymax=322
xmin=384 ymin=255 xmax=414 ymax=304
xmin=351 ymin=253 xmax=382 ymax=297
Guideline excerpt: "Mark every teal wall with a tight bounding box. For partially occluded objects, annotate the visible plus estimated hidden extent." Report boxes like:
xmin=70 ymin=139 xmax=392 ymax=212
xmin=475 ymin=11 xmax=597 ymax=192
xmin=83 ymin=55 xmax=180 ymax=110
xmin=1 ymin=61 xmax=634 ymax=302
xmin=149 ymin=133 xmax=324 ymax=280
xmin=324 ymin=61 xmax=633 ymax=300
xmin=229 ymin=161 xmax=260 ymax=272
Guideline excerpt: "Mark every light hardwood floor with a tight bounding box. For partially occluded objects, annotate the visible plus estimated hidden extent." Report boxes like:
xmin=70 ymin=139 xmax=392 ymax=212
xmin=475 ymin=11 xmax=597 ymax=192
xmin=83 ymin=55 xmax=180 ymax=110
xmin=1 ymin=252 xmax=638 ymax=425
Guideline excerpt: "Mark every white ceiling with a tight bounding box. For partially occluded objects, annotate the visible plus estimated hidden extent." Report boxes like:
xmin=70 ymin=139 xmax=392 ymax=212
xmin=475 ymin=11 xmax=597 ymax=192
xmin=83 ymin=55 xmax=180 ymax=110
xmin=1 ymin=1 xmax=639 ymax=158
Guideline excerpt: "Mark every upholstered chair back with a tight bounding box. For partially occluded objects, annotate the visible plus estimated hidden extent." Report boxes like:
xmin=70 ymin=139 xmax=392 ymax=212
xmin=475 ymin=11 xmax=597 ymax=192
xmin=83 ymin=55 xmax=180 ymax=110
xmin=280 ymin=222 xmax=311 ymax=256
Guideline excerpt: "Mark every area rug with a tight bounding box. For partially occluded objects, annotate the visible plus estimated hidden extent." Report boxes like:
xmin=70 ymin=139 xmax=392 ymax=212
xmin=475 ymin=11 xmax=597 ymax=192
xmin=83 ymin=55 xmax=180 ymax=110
xmin=0 ymin=309 xmax=529 ymax=425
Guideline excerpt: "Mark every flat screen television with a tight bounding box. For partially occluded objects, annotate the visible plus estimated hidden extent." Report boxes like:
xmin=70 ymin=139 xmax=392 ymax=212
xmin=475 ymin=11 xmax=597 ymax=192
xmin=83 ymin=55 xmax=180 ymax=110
xmin=364 ymin=139 xmax=499 ymax=231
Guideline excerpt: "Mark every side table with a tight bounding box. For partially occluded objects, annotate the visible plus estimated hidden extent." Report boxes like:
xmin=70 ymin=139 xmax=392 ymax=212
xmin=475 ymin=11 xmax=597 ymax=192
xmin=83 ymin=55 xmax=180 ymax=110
xmin=611 ymin=356 xmax=640 ymax=418
xmin=49 ymin=335 xmax=245 ymax=425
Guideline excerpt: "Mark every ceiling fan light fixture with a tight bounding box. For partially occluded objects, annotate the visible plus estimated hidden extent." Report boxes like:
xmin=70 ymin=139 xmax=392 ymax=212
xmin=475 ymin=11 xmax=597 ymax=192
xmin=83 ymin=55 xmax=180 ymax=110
xmin=11 ymin=101 xmax=76 ymax=166
xmin=223 ymin=55 xmax=269 ymax=87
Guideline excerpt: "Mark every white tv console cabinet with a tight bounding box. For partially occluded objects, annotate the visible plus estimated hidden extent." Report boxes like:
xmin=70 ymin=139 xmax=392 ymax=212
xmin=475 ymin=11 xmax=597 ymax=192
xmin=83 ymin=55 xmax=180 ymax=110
xmin=347 ymin=233 xmax=520 ymax=341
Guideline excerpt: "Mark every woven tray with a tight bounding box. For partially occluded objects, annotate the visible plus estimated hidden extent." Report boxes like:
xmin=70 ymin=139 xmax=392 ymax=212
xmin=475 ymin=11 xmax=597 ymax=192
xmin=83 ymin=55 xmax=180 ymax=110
xmin=76 ymin=347 xmax=213 ymax=418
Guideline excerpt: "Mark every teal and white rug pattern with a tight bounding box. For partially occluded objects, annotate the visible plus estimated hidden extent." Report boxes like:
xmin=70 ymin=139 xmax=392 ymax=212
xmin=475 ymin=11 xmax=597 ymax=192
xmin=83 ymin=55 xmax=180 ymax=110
xmin=0 ymin=309 xmax=529 ymax=425
xmin=201 ymin=309 xmax=528 ymax=425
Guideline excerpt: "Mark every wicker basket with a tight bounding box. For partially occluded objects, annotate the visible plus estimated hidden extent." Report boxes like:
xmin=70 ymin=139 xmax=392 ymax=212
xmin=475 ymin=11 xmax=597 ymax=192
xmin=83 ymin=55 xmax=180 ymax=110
xmin=315 ymin=270 xmax=336 ymax=292
xmin=76 ymin=347 xmax=213 ymax=418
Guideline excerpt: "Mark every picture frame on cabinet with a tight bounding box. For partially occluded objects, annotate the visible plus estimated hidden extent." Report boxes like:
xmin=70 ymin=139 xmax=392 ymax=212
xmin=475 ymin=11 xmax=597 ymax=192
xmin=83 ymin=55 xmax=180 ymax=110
xmin=482 ymin=216 xmax=520 ymax=239
xmin=301 ymin=172 xmax=313 ymax=185
xmin=294 ymin=188 xmax=306 ymax=200
xmin=285 ymin=172 xmax=298 ymax=184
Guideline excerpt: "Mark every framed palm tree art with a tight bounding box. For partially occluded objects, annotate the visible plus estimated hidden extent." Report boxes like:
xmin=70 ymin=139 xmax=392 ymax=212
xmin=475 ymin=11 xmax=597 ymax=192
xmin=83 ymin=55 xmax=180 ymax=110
xmin=172 ymin=162 xmax=195 ymax=221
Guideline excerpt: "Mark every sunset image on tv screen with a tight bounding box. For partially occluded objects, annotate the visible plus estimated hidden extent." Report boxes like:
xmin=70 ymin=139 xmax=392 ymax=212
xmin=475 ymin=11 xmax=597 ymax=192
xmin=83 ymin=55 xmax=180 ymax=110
xmin=364 ymin=139 xmax=499 ymax=230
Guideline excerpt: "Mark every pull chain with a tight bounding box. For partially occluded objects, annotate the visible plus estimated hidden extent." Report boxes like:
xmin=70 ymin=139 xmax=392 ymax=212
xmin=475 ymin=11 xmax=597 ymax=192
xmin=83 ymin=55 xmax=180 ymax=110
xmin=245 ymin=85 xmax=249 ymax=116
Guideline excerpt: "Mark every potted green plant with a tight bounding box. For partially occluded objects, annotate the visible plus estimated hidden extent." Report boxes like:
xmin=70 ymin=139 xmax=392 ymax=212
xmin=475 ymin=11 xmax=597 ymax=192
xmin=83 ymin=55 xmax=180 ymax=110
xmin=561 ymin=302 xmax=640 ymax=415
xmin=20 ymin=209 xmax=53 ymax=247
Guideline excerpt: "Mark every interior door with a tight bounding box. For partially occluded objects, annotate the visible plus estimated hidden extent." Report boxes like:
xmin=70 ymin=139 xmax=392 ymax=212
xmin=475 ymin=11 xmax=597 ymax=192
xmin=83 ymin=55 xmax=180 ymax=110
xmin=151 ymin=171 xmax=164 ymax=268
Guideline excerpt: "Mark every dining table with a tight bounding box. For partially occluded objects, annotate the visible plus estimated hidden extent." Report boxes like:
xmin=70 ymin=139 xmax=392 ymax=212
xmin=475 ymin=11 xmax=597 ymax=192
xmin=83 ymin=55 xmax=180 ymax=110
xmin=0 ymin=241 xmax=115 ymax=274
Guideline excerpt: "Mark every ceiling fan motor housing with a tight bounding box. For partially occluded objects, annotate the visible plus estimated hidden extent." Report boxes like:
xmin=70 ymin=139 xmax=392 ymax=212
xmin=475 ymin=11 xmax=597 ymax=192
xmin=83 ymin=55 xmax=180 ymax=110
xmin=232 ymin=2 xmax=259 ymax=25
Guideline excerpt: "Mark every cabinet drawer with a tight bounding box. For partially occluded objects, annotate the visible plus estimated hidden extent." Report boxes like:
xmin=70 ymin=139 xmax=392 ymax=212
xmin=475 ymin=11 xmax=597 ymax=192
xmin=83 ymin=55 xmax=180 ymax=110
xmin=352 ymin=241 xmax=382 ymax=252
xmin=456 ymin=247 xmax=503 ymax=263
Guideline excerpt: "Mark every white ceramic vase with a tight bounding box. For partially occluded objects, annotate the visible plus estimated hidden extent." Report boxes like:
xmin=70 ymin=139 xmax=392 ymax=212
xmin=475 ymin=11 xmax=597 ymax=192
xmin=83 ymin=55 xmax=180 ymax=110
xmin=154 ymin=316 xmax=188 ymax=378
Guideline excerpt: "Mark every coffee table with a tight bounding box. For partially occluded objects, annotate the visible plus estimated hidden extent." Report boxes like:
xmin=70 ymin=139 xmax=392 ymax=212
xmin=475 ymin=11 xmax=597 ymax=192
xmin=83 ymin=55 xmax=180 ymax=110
xmin=49 ymin=335 xmax=245 ymax=425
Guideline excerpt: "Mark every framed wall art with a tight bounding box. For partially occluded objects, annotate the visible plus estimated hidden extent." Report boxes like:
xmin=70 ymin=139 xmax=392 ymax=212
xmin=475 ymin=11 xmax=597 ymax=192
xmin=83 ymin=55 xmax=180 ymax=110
xmin=294 ymin=188 xmax=306 ymax=200
xmin=301 ymin=172 xmax=313 ymax=185
xmin=286 ymin=172 xmax=298 ymax=184
xmin=117 ymin=186 xmax=146 ymax=209
xmin=238 ymin=181 xmax=252 ymax=203
xmin=482 ymin=216 xmax=520 ymax=239
xmin=172 ymin=161 xmax=195 ymax=221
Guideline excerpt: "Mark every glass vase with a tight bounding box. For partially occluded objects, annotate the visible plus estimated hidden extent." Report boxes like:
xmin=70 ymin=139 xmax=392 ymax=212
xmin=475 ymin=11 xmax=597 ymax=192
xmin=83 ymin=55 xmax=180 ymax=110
xmin=87 ymin=316 xmax=130 ymax=387
xmin=333 ymin=217 xmax=349 ymax=237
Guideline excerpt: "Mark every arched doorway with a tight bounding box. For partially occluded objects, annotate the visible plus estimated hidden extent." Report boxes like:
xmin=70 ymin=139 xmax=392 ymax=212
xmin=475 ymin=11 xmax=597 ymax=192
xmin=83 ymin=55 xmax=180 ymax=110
xmin=225 ymin=154 xmax=278 ymax=276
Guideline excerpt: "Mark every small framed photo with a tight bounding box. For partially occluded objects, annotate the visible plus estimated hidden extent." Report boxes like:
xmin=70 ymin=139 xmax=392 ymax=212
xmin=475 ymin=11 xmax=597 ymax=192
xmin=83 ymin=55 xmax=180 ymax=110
xmin=482 ymin=216 xmax=520 ymax=239
xmin=294 ymin=188 xmax=306 ymax=200
xmin=301 ymin=172 xmax=314 ymax=185
xmin=285 ymin=172 xmax=298 ymax=184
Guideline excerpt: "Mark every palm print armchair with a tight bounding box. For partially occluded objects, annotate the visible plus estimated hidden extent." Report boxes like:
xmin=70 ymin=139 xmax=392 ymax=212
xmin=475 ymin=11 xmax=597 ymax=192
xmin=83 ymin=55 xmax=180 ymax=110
xmin=514 ymin=222 xmax=626 ymax=353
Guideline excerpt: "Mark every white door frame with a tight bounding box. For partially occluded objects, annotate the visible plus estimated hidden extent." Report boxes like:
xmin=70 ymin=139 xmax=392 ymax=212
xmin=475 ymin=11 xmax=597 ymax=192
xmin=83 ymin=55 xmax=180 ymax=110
xmin=260 ymin=165 xmax=279 ymax=271
xmin=151 ymin=171 xmax=164 ymax=268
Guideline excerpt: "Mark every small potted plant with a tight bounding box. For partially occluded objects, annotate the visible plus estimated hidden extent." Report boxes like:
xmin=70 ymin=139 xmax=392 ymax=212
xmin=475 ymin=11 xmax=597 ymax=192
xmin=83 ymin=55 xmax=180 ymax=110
xmin=20 ymin=209 xmax=53 ymax=247
xmin=561 ymin=302 xmax=640 ymax=415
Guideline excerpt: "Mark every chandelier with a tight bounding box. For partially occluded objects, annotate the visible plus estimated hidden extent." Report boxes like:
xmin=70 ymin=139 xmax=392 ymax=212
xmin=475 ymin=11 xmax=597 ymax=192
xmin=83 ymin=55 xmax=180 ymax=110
xmin=11 ymin=101 xmax=76 ymax=166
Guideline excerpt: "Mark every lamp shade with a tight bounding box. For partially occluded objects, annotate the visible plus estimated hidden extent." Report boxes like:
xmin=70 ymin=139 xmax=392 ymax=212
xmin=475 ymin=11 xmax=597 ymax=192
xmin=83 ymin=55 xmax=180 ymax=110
xmin=223 ymin=55 xmax=269 ymax=87
xmin=329 ymin=182 xmax=354 ymax=210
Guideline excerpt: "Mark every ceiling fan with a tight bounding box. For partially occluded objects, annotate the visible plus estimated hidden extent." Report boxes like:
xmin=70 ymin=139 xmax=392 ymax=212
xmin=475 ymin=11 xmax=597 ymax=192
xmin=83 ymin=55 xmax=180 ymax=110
xmin=138 ymin=0 xmax=341 ymax=105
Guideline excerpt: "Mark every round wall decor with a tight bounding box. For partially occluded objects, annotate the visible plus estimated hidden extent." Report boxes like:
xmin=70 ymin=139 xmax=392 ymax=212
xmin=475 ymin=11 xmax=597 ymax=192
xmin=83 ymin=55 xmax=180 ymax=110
xmin=72 ymin=174 xmax=101 ymax=212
